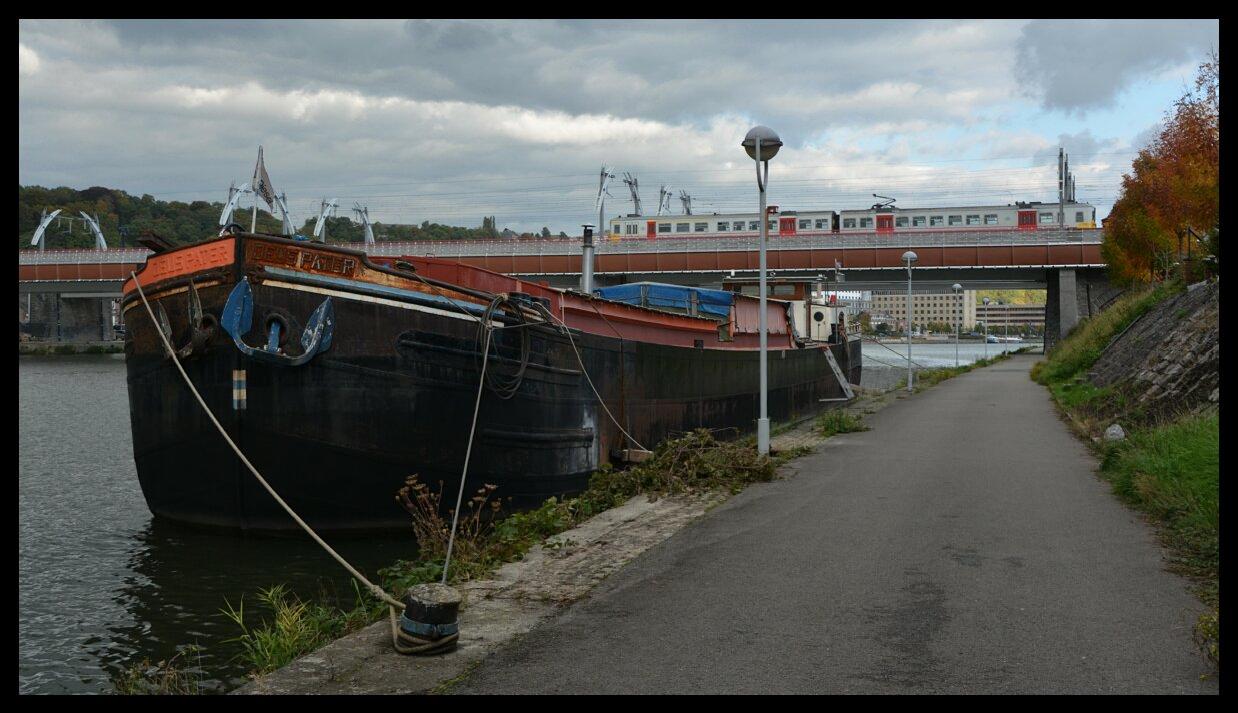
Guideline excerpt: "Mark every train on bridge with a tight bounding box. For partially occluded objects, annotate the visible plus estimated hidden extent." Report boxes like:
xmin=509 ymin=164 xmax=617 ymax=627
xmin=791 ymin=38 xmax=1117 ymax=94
xmin=609 ymin=200 xmax=1097 ymax=240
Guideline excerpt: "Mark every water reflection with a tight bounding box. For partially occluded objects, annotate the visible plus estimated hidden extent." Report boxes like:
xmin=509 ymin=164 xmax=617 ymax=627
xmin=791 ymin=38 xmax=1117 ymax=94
xmin=96 ymin=520 xmax=415 ymax=693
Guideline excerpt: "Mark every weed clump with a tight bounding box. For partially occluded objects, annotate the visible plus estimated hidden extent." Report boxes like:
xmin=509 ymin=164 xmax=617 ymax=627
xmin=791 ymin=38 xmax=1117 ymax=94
xmin=220 ymin=582 xmax=374 ymax=677
xmin=817 ymin=410 xmax=869 ymax=438
xmin=111 ymin=646 xmax=205 ymax=695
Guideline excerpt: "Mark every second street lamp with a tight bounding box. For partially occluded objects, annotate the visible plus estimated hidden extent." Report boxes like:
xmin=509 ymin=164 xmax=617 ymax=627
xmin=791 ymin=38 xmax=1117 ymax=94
xmin=902 ymin=250 xmax=918 ymax=392
xmin=952 ymin=283 xmax=962 ymax=368
xmin=982 ymin=296 xmax=991 ymax=359
xmin=742 ymin=126 xmax=782 ymax=456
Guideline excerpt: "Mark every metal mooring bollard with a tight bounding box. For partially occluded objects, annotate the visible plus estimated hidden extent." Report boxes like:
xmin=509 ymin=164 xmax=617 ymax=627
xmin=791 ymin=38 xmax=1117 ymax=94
xmin=398 ymin=583 xmax=462 ymax=655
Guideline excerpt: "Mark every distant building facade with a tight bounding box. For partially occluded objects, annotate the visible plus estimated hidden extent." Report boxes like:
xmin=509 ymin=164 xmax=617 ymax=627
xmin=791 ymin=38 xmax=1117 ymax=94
xmin=868 ymin=289 xmax=977 ymax=331
xmin=975 ymin=302 xmax=1046 ymax=330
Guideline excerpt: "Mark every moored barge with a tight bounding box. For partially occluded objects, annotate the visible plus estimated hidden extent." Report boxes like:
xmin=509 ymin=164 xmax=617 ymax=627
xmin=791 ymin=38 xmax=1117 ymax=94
xmin=121 ymin=232 xmax=860 ymax=532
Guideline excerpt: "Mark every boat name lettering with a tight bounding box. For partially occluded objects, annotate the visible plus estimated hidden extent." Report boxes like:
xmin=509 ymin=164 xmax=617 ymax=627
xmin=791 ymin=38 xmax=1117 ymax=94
xmin=134 ymin=239 xmax=235 ymax=285
xmin=250 ymin=244 xmax=358 ymax=277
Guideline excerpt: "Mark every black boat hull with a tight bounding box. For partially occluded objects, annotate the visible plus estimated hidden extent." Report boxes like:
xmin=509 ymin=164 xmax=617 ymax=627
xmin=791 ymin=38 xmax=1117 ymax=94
xmin=125 ymin=272 xmax=861 ymax=532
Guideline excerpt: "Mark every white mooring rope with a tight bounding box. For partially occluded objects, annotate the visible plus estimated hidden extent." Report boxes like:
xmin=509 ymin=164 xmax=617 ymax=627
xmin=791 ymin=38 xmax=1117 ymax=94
xmin=130 ymin=271 xmax=457 ymax=654
xmin=130 ymin=269 xmax=644 ymax=654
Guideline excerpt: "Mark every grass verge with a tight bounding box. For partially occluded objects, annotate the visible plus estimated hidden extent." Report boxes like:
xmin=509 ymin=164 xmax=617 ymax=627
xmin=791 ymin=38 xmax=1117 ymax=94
xmin=1031 ymin=280 xmax=1218 ymax=670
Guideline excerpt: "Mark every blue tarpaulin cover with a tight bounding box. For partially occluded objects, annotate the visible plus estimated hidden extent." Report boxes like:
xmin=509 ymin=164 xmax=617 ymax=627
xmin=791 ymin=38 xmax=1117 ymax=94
xmin=593 ymin=282 xmax=733 ymax=318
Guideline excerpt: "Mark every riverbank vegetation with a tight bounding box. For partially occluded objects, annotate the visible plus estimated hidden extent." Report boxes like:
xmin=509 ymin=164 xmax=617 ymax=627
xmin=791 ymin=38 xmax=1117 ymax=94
xmin=194 ymin=429 xmax=794 ymax=685
xmin=1032 ymin=282 xmax=1218 ymax=669
xmin=111 ymin=646 xmax=205 ymax=695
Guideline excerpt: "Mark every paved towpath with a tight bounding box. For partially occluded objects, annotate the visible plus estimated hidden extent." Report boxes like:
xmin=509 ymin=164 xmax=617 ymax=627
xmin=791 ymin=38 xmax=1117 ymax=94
xmin=455 ymin=355 xmax=1216 ymax=694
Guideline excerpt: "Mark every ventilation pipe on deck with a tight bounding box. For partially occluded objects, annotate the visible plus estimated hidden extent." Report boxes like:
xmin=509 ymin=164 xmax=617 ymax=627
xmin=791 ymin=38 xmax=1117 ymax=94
xmin=580 ymin=224 xmax=596 ymax=294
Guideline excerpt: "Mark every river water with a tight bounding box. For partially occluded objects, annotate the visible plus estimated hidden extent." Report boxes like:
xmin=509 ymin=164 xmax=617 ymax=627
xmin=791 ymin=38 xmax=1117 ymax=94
xmin=18 ymin=355 xmax=414 ymax=694
xmin=18 ymin=341 xmax=1038 ymax=694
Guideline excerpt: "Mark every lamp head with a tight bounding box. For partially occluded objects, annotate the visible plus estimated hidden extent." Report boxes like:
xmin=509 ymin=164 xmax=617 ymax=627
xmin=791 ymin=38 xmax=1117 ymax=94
xmin=742 ymin=126 xmax=782 ymax=161
xmin=902 ymin=250 xmax=918 ymax=264
xmin=952 ymin=283 xmax=962 ymax=291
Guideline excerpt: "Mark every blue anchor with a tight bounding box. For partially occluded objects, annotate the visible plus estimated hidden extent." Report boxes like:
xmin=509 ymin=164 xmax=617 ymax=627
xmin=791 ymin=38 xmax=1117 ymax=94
xmin=220 ymin=277 xmax=334 ymax=366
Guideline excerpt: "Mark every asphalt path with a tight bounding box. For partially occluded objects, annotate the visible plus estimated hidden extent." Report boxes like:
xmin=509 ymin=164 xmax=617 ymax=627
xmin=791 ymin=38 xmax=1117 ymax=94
xmin=456 ymin=355 xmax=1216 ymax=694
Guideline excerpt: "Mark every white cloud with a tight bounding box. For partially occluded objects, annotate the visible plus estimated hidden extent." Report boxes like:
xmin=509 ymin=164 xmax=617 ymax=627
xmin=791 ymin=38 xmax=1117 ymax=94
xmin=18 ymin=44 xmax=40 ymax=75
xmin=18 ymin=19 xmax=1190 ymax=231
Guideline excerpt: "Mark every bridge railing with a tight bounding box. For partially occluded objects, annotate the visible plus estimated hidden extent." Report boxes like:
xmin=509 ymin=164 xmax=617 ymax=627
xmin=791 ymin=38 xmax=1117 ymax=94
xmin=369 ymin=229 xmax=1105 ymax=258
xmin=18 ymin=228 xmax=1105 ymax=264
xmin=18 ymin=248 xmax=152 ymax=265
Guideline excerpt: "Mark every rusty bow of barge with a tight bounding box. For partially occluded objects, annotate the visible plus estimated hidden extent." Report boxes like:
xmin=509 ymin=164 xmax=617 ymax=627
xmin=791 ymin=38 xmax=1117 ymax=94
xmin=120 ymin=233 xmax=861 ymax=532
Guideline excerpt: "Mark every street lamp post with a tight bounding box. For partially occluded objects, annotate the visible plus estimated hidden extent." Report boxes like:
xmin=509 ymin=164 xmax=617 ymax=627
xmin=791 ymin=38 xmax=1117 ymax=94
xmin=902 ymin=251 xmax=918 ymax=392
xmin=742 ymin=126 xmax=782 ymax=456
xmin=952 ymin=283 xmax=962 ymax=368
xmin=982 ymin=296 xmax=991 ymax=359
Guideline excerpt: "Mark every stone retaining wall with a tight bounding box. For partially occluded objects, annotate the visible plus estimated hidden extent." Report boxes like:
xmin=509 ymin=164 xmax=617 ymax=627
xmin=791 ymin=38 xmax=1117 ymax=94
xmin=1088 ymin=281 xmax=1219 ymax=417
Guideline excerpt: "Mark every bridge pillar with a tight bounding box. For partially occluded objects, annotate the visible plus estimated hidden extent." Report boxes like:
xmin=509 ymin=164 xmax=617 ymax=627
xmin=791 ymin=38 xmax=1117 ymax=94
xmin=1045 ymin=267 xmax=1122 ymax=352
xmin=1045 ymin=269 xmax=1078 ymax=352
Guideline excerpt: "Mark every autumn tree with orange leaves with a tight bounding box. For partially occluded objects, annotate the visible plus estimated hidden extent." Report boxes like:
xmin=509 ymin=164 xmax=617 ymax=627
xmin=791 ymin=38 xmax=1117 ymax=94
xmin=1103 ymin=52 xmax=1218 ymax=285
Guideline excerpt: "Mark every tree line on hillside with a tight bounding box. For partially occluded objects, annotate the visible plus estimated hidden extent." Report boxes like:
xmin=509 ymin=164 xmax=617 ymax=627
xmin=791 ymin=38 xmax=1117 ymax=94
xmin=1103 ymin=52 xmax=1219 ymax=285
xmin=17 ymin=186 xmax=562 ymax=250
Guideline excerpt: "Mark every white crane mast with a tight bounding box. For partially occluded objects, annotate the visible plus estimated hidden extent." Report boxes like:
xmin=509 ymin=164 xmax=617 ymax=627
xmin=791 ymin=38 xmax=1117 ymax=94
xmin=353 ymin=203 xmax=375 ymax=245
xmin=313 ymin=198 xmax=339 ymax=242
xmin=275 ymin=192 xmax=295 ymax=236
xmin=622 ymin=172 xmax=642 ymax=216
xmin=79 ymin=211 xmax=107 ymax=250
xmin=657 ymin=186 xmax=673 ymax=216
xmin=219 ymin=181 xmax=251 ymax=228
xmin=30 ymin=208 xmax=63 ymax=251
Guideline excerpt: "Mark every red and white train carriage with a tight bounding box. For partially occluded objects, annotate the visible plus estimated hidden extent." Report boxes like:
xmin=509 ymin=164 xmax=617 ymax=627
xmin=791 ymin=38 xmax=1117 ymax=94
xmin=608 ymin=200 xmax=1096 ymax=239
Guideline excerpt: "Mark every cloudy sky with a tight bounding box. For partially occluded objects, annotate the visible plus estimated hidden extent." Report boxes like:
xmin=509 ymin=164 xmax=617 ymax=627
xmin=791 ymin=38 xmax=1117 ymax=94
xmin=19 ymin=19 xmax=1218 ymax=234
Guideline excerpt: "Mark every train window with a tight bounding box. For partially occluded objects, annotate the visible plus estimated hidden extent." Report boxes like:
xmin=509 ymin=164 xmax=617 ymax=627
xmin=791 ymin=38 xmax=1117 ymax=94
xmin=1039 ymin=212 xmax=1055 ymax=224
xmin=895 ymin=217 xmax=909 ymax=227
xmin=948 ymin=215 xmax=962 ymax=226
xmin=694 ymin=222 xmax=708 ymax=232
xmin=984 ymin=214 xmax=998 ymax=225
xmin=966 ymin=215 xmax=980 ymax=225
xmin=768 ymin=220 xmax=777 ymax=231
xmin=748 ymin=221 xmax=759 ymax=231
xmin=913 ymin=216 xmax=926 ymax=227
xmin=658 ymin=223 xmax=671 ymax=233
xmin=676 ymin=223 xmax=689 ymax=233
xmin=930 ymin=216 xmax=944 ymax=226
xmin=842 ymin=218 xmax=856 ymax=228
xmin=799 ymin=219 xmax=810 ymax=229
xmin=859 ymin=217 xmax=873 ymax=228
xmin=717 ymin=222 xmax=729 ymax=232
xmin=627 ymin=224 xmax=639 ymax=234
xmin=815 ymin=219 xmax=829 ymax=229
xmin=1075 ymin=211 xmax=1085 ymax=223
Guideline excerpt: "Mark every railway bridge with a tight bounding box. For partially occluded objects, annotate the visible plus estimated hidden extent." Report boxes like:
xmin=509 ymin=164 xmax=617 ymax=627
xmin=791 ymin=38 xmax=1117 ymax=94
xmin=18 ymin=229 xmax=1116 ymax=349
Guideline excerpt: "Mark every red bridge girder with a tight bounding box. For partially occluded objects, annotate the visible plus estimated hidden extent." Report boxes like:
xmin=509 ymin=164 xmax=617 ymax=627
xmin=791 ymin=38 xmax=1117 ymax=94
xmin=449 ymin=242 xmax=1105 ymax=275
